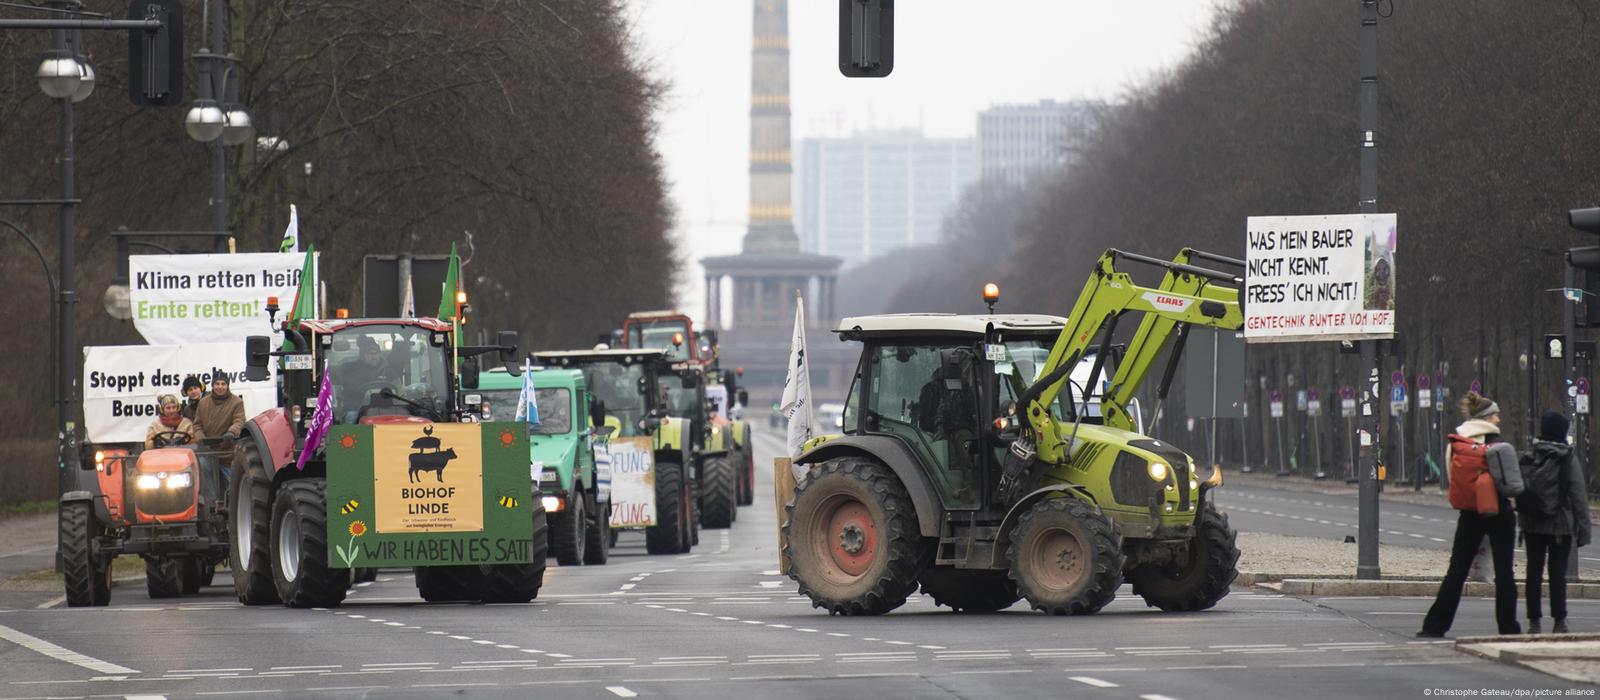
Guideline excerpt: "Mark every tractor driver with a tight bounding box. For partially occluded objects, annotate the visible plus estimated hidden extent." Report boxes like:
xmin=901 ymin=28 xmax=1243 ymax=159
xmin=338 ymin=336 xmax=394 ymax=411
xmin=916 ymin=350 xmax=979 ymax=501
xmin=146 ymin=394 xmax=200 ymax=448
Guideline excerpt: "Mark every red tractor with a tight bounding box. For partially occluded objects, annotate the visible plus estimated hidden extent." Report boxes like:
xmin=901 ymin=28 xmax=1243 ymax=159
xmin=60 ymin=433 xmax=234 ymax=606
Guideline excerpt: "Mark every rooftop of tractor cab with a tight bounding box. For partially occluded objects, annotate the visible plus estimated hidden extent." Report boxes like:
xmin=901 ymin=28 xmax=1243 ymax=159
xmin=533 ymin=348 xmax=670 ymax=364
xmin=835 ymin=313 xmax=1067 ymax=338
xmin=295 ymin=317 xmax=456 ymax=334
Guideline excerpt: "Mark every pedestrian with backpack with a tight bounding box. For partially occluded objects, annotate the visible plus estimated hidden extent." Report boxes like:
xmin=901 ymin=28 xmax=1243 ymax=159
xmin=1519 ymin=411 xmax=1591 ymax=634
xmin=1419 ymin=391 xmax=1524 ymax=637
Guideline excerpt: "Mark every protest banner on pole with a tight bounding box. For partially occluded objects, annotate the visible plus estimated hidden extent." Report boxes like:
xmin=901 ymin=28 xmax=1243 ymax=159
xmin=82 ymin=343 xmax=276 ymax=443
xmin=129 ymin=252 xmax=317 ymax=346
xmin=1244 ymin=214 xmax=1397 ymax=343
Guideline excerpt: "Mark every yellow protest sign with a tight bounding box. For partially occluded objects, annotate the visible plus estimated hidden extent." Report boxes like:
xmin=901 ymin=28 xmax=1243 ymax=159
xmin=373 ymin=424 xmax=484 ymax=533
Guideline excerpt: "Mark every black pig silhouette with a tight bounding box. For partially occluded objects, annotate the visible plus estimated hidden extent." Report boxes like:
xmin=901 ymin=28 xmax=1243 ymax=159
xmin=408 ymin=448 xmax=457 ymax=483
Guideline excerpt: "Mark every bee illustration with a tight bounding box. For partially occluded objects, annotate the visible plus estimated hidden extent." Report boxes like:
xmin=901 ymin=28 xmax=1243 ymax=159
xmin=339 ymin=497 xmax=361 ymax=516
xmin=496 ymin=494 xmax=520 ymax=510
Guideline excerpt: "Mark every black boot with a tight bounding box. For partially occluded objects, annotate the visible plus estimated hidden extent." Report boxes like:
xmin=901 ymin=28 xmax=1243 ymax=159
xmin=1528 ymin=618 xmax=1542 ymax=635
xmin=1553 ymin=619 xmax=1570 ymax=634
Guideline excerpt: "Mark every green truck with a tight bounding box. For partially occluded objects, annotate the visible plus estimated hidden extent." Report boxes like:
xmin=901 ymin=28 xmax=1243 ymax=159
xmin=469 ymin=367 xmax=612 ymax=566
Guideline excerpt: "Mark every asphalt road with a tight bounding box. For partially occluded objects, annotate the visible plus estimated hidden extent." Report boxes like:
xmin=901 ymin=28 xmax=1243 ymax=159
xmin=0 ymin=429 xmax=1591 ymax=699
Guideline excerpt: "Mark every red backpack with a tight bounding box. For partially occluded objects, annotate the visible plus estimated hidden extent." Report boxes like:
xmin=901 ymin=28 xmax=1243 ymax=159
xmin=1446 ymin=434 xmax=1499 ymax=516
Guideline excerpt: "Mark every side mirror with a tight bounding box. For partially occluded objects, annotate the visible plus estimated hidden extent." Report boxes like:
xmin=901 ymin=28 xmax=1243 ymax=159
xmin=498 ymin=330 xmax=521 ymax=376
xmin=245 ymin=335 xmax=271 ymax=381
xmin=461 ymin=356 xmax=481 ymax=389
xmin=738 ymin=389 xmax=750 ymax=407
xmin=680 ymin=372 xmax=700 ymax=389
xmin=590 ymin=398 xmax=607 ymax=429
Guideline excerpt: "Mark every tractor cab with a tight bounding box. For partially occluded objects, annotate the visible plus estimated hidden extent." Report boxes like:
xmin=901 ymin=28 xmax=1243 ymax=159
xmin=532 ymin=349 xmax=672 ymax=438
xmin=620 ymin=310 xmax=701 ymax=364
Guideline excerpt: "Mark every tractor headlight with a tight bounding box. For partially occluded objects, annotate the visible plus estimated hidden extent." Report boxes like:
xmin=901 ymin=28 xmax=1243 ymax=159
xmin=541 ymin=495 xmax=564 ymax=513
xmin=135 ymin=474 xmax=162 ymax=490
xmin=1147 ymin=460 xmax=1169 ymax=482
xmin=166 ymin=472 xmax=193 ymax=489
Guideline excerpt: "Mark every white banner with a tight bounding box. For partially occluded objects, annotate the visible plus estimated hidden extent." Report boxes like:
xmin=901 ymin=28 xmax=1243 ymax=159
xmin=1244 ymin=214 xmax=1396 ymax=343
xmin=606 ymin=437 xmax=657 ymax=528
xmin=129 ymin=252 xmax=315 ymax=346
xmin=83 ymin=343 xmax=276 ymax=444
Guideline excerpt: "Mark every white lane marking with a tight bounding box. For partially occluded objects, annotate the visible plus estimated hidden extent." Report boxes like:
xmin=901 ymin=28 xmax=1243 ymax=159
xmin=605 ymin=686 xmax=639 ymax=697
xmin=917 ymin=645 xmax=944 ymax=650
xmin=35 ymin=595 xmax=66 ymax=609
xmin=757 ymin=581 xmax=785 ymax=588
xmin=620 ymin=584 xmax=636 ymax=591
xmin=0 ymin=623 xmax=138 ymax=675
xmin=270 ymin=665 xmax=340 ymax=670
xmin=1142 ymin=695 xmax=1182 ymax=700
xmin=198 ymin=691 xmax=279 ymax=696
xmin=1069 ymin=676 xmax=1119 ymax=688
xmin=362 ymin=662 xmax=438 ymax=667
xmin=953 ymin=669 xmax=1031 ymax=675
xmin=125 ymin=695 xmax=168 ymax=700
xmin=761 ymin=570 xmax=780 ymax=576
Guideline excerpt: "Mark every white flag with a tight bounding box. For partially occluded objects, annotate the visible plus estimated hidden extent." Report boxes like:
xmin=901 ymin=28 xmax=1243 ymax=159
xmin=278 ymin=204 xmax=301 ymax=253
xmin=779 ymin=295 xmax=818 ymax=471
xmin=514 ymin=360 xmax=540 ymax=426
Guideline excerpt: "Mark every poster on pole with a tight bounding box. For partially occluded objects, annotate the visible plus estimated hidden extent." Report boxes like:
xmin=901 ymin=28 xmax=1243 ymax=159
xmin=82 ymin=343 xmax=276 ymax=444
xmin=1244 ymin=213 xmax=1396 ymax=343
xmin=129 ymin=252 xmax=316 ymax=346
xmin=606 ymin=437 xmax=658 ymax=529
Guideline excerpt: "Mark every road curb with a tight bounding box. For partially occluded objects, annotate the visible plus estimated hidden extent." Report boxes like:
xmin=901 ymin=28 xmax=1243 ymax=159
xmin=1262 ymin=578 xmax=1600 ymax=598
xmin=1455 ymin=634 xmax=1600 ymax=685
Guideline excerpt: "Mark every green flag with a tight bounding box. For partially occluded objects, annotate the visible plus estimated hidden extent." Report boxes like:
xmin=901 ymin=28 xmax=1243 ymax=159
xmin=438 ymin=242 xmax=460 ymax=320
xmin=288 ymin=245 xmax=317 ymax=323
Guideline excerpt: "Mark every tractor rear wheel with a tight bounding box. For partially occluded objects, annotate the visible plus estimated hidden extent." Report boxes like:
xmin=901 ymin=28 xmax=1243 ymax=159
xmin=415 ymin=566 xmax=486 ymax=602
xmin=199 ymin=562 xmax=217 ymax=587
xmin=784 ymin=457 xmax=931 ymax=616
xmin=352 ymin=567 xmax=379 ymax=584
xmin=737 ymin=426 xmax=755 ymax=507
xmin=689 ymin=480 xmax=701 ymax=547
xmin=180 ymin=559 xmax=205 ymax=594
xmin=645 ymin=461 xmax=688 ymax=555
xmin=583 ymin=500 xmax=611 ymax=565
xmin=480 ymin=501 xmax=549 ymax=603
xmin=270 ymin=479 xmax=350 ymax=608
xmin=59 ymin=501 xmax=110 ymax=607
xmin=550 ymin=489 xmax=587 ymax=566
xmin=918 ymin=568 xmax=1021 ymax=613
xmin=1007 ymin=497 xmax=1124 ymax=616
xmin=701 ymin=456 xmax=736 ymax=528
xmin=1129 ymin=502 xmax=1239 ymax=612
xmin=145 ymin=557 xmax=182 ymax=598
xmin=229 ymin=439 xmax=279 ymax=605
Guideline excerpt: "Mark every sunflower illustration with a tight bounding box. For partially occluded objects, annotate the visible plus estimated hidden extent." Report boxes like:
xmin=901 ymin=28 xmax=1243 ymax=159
xmin=339 ymin=434 xmax=358 ymax=449
xmin=348 ymin=520 xmax=368 ymax=537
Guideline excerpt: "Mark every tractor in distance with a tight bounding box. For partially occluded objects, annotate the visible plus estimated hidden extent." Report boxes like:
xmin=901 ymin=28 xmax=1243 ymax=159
xmin=784 ymin=248 xmax=1245 ymax=616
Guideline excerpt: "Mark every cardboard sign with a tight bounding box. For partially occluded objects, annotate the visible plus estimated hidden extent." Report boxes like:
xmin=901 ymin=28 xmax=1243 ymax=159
xmin=82 ymin=343 xmax=275 ymax=444
xmin=607 ymin=437 xmax=658 ymax=529
xmin=129 ymin=252 xmax=316 ymax=346
xmin=324 ymin=422 xmax=534 ymax=568
xmin=1244 ymin=213 xmax=1397 ymax=343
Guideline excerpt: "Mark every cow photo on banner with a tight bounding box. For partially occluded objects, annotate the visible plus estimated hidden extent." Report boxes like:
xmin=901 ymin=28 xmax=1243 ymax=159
xmin=128 ymin=252 xmax=318 ymax=346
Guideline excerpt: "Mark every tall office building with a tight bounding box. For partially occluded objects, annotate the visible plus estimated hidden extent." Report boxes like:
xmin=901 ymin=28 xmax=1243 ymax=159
xmin=795 ymin=130 xmax=976 ymax=267
xmin=977 ymin=99 xmax=1099 ymax=189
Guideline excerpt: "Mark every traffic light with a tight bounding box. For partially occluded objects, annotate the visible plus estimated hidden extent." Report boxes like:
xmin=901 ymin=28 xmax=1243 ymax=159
xmin=839 ymin=0 xmax=893 ymax=78
xmin=1567 ymin=207 xmax=1600 ymax=327
xmin=127 ymin=0 xmax=183 ymax=107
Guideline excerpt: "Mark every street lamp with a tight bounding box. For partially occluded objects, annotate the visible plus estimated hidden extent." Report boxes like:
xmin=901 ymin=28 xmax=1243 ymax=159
xmin=70 ymin=60 xmax=94 ymax=103
xmin=34 ymin=48 xmax=80 ymax=98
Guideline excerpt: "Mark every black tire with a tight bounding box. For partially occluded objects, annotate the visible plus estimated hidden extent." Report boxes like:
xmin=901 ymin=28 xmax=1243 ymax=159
xmin=608 ymin=528 xmax=619 ymax=549
xmin=60 ymin=501 xmax=111 ymax=607
xmin=701 ymin=456 xmax=737 ymax=529
xmin=352 ymin=567 xmax=379 ymax=584
xmin=229 ymin=439 xmax=279 ymax=605
xmin=550 ymin=489 xmax=587 ymax=566
xmin=199 ymin=562 xmax=217 ymax=588
xmin=918 ymin=568 xmax=1021 ymax=613
xmin=1129 ymin=502 xmax=1240 ymax=612
xmin=737 ymin=425 xmax=755 ymax=507
xmin=481 ymin=501 xmax=549 ymax=603
xmin=784 ymin=457 xmax=932 ymax=616
xmin=180 ymin=559 xmax=205 ymax=594
xmin=146 ymin=557 xmax=182 ymax=599
xmin=270 ymin=479 xmax=350 ymax=608
xmin=583 ymin=500 xmax=611 ymax=565
xmin=1006 ymin=497 xmax=1124 ymax=616
xmin=689 ymin=479 xmax=701 ymax=548
xmin=645 ymin=461 xmax=688 ymax=555
xmin=415 ymin=565 xmax=485 ymax=602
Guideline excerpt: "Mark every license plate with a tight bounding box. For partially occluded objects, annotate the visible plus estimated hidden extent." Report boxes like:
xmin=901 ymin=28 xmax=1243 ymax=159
xmin=282 ymin=354 xmax=314 ymax=371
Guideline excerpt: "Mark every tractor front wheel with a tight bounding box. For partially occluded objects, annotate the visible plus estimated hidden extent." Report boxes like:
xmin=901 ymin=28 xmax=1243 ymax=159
xmin=229 ymin=439 xmax=279 ymax=605
xmin=583 ymin=500 xmax=611 ymax=565
xmin=270 ymin=479 xmax=350 ymax=608
xmin=1129 ymin=502 xmax=1239 ymax=612
xmin=180 ymin=559 xmax=206 ymax=594
xmin=784 ymin=457 xmax=931 ymax=616
xmin=918 ymin=568 xmax=1021 ymax=613
xmin=701 ymin=456 xmax=737 ymax=528
xmin=59 ymin=501 xmax=110 ymax=607
xmin=415 ymin=566 xmax=485 ymax=602
xmin=480 ymin=500 xmax=549 ymax=603
xmin=549 ymin=489 xmax=587 ymax=566
xmin=645 ymin=461 xmax=688 ymax=555
xmin=145 ymin=557 xmax=182 ymax=598
xmin=1007 ymin=497 xmax=1124 ymax=616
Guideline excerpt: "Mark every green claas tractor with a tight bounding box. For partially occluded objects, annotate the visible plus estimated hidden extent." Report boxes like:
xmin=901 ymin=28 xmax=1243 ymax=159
xmin=784 ymin=248 xmax=1244 ymax=616
xmin=230 ymin=303 xmax=547 ymax=608
xmin=618 ymin=311 xmax=754 ymax=526
xmin=532 ymin=349 xmax=698 ymax=554
xmin=468 ymin=366 xmax=614 ymax=566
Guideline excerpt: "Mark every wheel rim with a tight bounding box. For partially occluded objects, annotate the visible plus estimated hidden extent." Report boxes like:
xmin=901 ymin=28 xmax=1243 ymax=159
xmin=235 ymin=483 xmax=253 ymax=562
xmin=278 ymin=511 xmax=301 ymax=583
xmin=812 ymin=495 xmax=877 ymax=582
xmin=1029 ymin=526 xmax=1086 ymax=594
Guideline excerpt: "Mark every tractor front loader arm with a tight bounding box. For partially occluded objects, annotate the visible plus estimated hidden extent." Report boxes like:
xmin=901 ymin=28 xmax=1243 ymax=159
xmin=1018 ymin=249 xmax=1244 ymax=465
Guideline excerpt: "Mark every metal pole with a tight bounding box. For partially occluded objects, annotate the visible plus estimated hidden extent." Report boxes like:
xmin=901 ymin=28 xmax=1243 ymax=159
xmin=1356 ymin=0 xmax=1382 ymax=580
xmin=1566 ymin=264 xmax=1582 ymax=583
xmin=209 ymin=0 xmax=227 ymax=251
xmin=55 ymin=24 xmax=80 ymax=497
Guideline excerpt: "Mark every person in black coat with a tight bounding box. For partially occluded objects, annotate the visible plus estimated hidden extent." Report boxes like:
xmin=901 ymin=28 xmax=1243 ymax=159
xmin=1520 ymin=411 xmax=1592 ymax=634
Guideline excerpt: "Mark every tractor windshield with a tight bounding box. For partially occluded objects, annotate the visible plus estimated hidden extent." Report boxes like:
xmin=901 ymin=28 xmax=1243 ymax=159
xmin=627 ymin=319 xmax=691 ymax=361
xmin=663 ymin=382 xmax=701 ymax=418
xmin=999 ymin=338 xmax=1107 ymax=420
xmin=580 ymin=361 xmax=648 ymax=436
xmin=477 ymin=388 xmax=572 ymax=435
xmin=327 ymin=325 xmax=450 ymax=423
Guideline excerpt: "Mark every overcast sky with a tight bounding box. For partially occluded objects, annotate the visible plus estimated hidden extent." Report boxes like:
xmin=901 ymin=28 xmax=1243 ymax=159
xmin=621 ymin=0 xmax=1232 ymax=322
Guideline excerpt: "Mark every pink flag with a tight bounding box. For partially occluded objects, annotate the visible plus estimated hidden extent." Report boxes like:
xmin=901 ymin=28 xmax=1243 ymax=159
xmin=295 ymin=361 xmax=335 ymax=471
